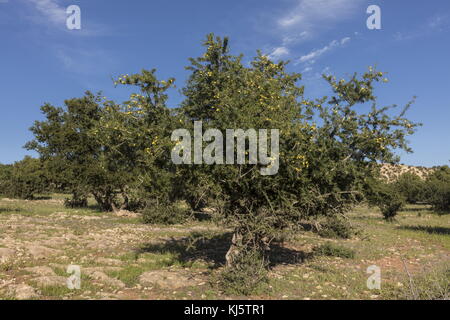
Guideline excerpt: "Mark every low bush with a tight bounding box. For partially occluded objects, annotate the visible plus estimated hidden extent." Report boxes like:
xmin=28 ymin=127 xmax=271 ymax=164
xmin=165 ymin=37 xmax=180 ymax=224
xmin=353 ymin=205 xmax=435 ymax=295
xmin=366 ymin=178 xmax=406 ymax=221
xmin=64 ymin=197 xmax=88 ymax=208
xmin=141 ymin=201 xmax=191 ymax=225
xmin=217 ymin=248 xmax=268 ymax=295
xmin=318 ymin=216 xmax=354 ymax=239
xmin=395 ymin=172 xmax=426 ymax=204
xmin=313 ymin=242 xmax=356 ymax=259
xmin=424 ymin=166 xmax=450 ymax=213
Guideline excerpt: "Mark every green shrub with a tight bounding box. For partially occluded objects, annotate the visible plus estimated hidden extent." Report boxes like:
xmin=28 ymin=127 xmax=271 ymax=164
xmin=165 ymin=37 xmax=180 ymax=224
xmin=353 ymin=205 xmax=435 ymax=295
xmin=366 ymin=178 xmax=406 ymax=221
xmin=217 ymin=248 xmax=268 ymax=295
xmin=318 ymin=216 xmax=354 ymax=239
xmin=64 ymin=197 xmax=88 ymax=208
xmin=313 ymin=242 xmax=356 ymax=259
xmin=395 ymin=172 xmax=426 ymax=204
xmin=142 ymin=201 xmax=191 ymax=225
xmin=6 ymin=157 xmax=49 ymax=200
xmin=0 ymin=164 xmax=12 ymax=197
xmin=424 ymin=166 xmax=450 ymax=213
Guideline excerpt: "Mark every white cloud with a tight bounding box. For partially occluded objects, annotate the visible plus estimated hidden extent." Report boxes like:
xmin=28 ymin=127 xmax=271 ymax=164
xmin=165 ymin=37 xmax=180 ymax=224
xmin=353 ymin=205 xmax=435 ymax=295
xmin=55 ymin=46 xmax=116 ymax=75
xmin=268 ymin=46 xmax=290 ymax=60
xmin=340 ymin=37 xmax=351 ymax=45
xmin=296 ymin=36 xmax=351 ymax=65
xmin=281 ymin=31 xmax=309 ymax=46
xmin=263 ymin=0 xmax=364 ymax=64
xmin=27 ymin=0 xmax=66 ymax=26
xmin=394 ymin=14 xmax=449 ymax=42
xmin=278 ymin=0 xmax=366 ymax=32
xmin=428 ymin=14 xmax=449 ymax=30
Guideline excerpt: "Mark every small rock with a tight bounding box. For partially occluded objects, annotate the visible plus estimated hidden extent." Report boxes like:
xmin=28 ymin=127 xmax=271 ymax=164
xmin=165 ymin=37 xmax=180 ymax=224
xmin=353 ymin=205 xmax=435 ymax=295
xmin=96 ymin=258 xmax=123 ymax=266
xmin=7 ymin=284 xmax=39 ymax=300
xmin=139 ymin=270 xmax=193 ymax=289
xmin=0 ymin=248 xmax=15 ymax=263
xmin=27 ymin=245 xmax=62 ymax=260
xmin=24 ymin=266 xmax=57 ymax=277
xmin=85 ymin=270 xmax=125 ymax=288
xmin=33 ymin=276 xmax=67 ymax=287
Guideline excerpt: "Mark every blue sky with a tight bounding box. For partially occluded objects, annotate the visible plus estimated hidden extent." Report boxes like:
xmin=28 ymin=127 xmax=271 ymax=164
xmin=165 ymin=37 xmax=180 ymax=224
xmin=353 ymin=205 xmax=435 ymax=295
xmin=0 ymin=0 xmax=449 ymax=166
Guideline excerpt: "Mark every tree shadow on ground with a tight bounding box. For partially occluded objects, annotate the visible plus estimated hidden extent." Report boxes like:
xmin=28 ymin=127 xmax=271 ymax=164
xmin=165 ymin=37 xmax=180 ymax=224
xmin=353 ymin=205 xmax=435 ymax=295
xmin=0 ymin=207 xmax=22 ymax=213
xmin=401 ymin=206 xmax=430 ymax=212
xmin=136 ymin=232 xmax=312 ymax=269
xmin=398 ymin=225 xmax=450 ymax=236
xmin=31 ymin=196 xmax=52 ymax=200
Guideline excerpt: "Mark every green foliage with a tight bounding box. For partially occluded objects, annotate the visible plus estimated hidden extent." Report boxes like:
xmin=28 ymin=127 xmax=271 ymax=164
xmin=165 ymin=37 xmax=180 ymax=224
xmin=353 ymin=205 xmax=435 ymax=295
xmin=64 ymin=196 xmax=88 ymax=208
xmin=216 ymin=247 xmax=268 ymax=295
xmin=142 ymin=201 xmax=191 ymax=225
xmin=1 ymin=157 xmax=49 ymax=200
xmin=26 ymin=91 xmax=157 ymax=211
xmin=424 ymin=166 xmax=450 ymax=212
xmin=178 ymin=33 xmax=417 ymax=277
xmin=395 ymin=172 xmax=426 ymax=204
xmin=366 ymin=178 xmax=406 ymax=220
xmin=317 ymin=216 xmax=354 ymax=239
xmin=0 ymin=164 xmax=13 ymax=197
xmin=313 ymin=242 xmax=356 ymax=259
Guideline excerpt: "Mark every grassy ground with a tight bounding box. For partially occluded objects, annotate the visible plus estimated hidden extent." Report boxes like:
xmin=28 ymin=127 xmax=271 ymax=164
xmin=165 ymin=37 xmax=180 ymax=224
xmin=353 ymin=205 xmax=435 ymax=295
xmin=0 ymin=195 xmax=448 ymax=300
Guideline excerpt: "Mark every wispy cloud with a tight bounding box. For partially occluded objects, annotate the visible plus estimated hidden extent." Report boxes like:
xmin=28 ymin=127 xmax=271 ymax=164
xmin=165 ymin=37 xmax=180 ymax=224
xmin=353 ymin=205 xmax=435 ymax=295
xmin=278 ymin=0 xmax=366 ymax=34
xmin=55 ymin=46 xmax=116 ymax=75
xmin=428 ymin=14 xmax=450 ymax=30
xmin=296 ymin=36 xmax=351 ymax=65
xmin=22 ymin=0 xmax=109 ymax=36
xmin=265 ymin=0 xmax=364 ymax=62
xmin=268 ymin=46 xmax=290 ymax=60
xmin=394 ymin=14 xmax=450 ymax=41
xmin=26 ymin=0 xmax=66 ymax=26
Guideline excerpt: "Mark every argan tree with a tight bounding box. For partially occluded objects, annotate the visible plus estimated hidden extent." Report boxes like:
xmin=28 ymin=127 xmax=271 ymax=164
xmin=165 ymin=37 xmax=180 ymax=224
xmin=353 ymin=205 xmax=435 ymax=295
xmin=4 ymin=156 xmax=48 ymax=200
xmin=178 ymin=34 xmax=419 ymax=292
xmin=26 ymin=92 xmax=135 ymax=211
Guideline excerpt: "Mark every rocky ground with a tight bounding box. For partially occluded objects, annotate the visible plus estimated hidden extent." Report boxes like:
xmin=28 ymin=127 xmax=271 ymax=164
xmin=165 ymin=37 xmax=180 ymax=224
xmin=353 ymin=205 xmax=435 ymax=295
xmin=0 ymin=197 xmax=449 ymax=300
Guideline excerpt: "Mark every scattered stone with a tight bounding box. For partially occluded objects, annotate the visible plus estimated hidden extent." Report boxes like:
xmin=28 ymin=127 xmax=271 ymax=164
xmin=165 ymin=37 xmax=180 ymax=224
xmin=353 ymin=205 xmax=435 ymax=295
xmin=84 ymin=267 xmax=123 ymax=273
xmin=115 ymin=210 xmax=140 ymax=218
xmin=6 ymin=284 xmax=39 ymax=300
xmin=24 ymin=266 xmax=57 ymax=277
xmin=27 ymin=245 xmax=62 ymax=260
xmin=139 ymin=270 xmax=193 ymax=289
xmin=0 ymin=248 xmax=15 ymax=263
xmin=84 ymin=270 xmax=125 ymax=288
xmin=96 ymin=258 xmax=123 ymax=266
xmin=33 ymin=276 xmax=67 ymax=287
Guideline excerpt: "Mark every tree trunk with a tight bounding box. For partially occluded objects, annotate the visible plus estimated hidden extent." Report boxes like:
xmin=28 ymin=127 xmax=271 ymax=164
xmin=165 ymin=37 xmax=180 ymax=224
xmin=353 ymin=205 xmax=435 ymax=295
xmin=225 ymin=231 xmax=242 ymax=268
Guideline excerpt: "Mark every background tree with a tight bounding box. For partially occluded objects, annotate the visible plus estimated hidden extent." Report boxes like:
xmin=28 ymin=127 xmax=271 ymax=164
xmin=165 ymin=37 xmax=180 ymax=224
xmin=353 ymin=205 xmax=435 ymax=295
xmin=96 ymin=69 xmax=183 ymax=214
xmin=26 ymin=92 xmax=134 ymax=211
xmin=365 ymin=177 xmax=406 ymax=221
xmin=395 ymin=172 xmax=426 ymax=204
xmin=2 ymin=156 xmax=49 ymax=200
xmin=424 ymin=166 xmax=450 ymax=212
xmin=0 ymin=163 xmax=13 ymax=197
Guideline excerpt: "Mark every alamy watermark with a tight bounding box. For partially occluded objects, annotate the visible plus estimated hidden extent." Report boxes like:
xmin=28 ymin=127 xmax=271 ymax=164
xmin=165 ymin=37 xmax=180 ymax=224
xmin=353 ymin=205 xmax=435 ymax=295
xmin=66 ymin=5 xmax=81 ymax=30
xmin=367 ymin=5 xmax=381 ymax=30
xmin=171 ymin=121 xmax=280 ymax=175
xmin=67 ymin=265 xmax=81 ymax=290
xmin=366 ymin=265 xmax=381 ymax=290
